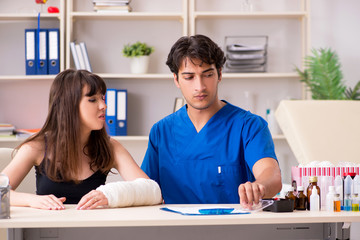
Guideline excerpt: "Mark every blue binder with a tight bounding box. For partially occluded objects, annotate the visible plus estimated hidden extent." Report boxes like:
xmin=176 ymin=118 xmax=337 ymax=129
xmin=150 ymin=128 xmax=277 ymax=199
xmin=116 ymin=89 xmax=127 ymax=136
xmin=105 ymin=89 xmax=128 ymax=136
xmin=47 ymin=28 xmax=60 ymax=75
xmin=25 ymin=29 xmax=36 ymax=75
xmin=36 ymin=29 xmax=48 ymax=75
xmin=105 ymin=89 xmax=117 ymax=136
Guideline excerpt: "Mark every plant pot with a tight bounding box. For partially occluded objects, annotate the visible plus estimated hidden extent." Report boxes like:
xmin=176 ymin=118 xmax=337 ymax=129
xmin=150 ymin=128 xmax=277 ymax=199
xmin=130 ymin=56 xmax=149 ymax=74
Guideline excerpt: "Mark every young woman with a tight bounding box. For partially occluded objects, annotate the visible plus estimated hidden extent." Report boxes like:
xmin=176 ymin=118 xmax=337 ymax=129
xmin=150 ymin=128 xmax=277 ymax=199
xmin=1 ymin=69 xmax=162 ymax=210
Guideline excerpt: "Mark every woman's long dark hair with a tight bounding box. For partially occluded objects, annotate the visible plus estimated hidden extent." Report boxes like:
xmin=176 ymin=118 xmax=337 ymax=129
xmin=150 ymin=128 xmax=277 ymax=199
xmin=16 ymin=69 xmax=114 ymax=182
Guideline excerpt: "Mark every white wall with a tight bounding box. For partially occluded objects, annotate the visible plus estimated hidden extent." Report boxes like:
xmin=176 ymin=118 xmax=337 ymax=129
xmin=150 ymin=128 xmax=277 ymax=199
xmin=311 ymin=0 xmax=360 ymax=88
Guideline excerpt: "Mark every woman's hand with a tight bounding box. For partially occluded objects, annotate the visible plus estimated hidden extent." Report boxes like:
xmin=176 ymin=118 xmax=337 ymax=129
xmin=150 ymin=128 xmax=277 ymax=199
xmin=29 ymin=194 xmax=66 ymax=210
xmin=76 ymin=190 xmax=108 ymax=210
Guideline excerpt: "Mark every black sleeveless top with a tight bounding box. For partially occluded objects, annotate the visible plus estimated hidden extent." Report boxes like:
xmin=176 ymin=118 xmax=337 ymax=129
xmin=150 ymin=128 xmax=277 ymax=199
xmin=35 ymin=165 xmax=107 ymax=204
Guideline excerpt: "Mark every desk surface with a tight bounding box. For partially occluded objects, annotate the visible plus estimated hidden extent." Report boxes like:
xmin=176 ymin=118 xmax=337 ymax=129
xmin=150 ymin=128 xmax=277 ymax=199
xmin=1 ymin=204 xmax=360 ymax=229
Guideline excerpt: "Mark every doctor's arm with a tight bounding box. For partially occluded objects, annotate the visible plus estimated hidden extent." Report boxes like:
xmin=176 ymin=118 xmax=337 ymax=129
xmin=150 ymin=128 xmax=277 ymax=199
xmin=238 ymin=157 xmax=282 ymax=208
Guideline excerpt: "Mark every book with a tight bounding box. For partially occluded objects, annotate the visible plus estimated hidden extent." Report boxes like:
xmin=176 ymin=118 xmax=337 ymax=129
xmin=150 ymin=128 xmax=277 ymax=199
xmin=0 ymin=123 xmax=15 ymax=136
xmin=14 ymin=128 xmax=40 ymax=139
xmin=70 ymin=42 xmax=80 ymax=70
xmin=75 ymin=44 xmax=86 ymax=70
xmin=94 ymin=5 xmax=131 ymax=10
xmin=79 ymin=42 xmax=92 ymax=72
xmin=93 ymin=0 xmax=131 ymax=6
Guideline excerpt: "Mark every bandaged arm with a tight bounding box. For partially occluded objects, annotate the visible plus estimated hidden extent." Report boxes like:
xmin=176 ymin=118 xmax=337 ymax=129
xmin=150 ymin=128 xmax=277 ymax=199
xmin=96 ymin=178 xmax=162 ymax=208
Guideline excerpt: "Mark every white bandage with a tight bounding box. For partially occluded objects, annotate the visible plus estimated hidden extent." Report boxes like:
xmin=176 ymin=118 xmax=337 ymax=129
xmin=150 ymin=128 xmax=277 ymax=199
xmin=96 ymin=178 xmax=162 ymax=208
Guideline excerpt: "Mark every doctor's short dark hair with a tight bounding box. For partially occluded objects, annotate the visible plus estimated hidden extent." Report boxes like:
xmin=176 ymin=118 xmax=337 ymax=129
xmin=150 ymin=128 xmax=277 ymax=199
xmin=166 ymin=34 xmax=226 ymax=77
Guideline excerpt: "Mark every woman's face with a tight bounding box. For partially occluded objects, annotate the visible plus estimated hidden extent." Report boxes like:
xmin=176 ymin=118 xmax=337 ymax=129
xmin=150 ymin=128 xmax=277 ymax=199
xmin=79 ymin=85 xmax=106 ymax=134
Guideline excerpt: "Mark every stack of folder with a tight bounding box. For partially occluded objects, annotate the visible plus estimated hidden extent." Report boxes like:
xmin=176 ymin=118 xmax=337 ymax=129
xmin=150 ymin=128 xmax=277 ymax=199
xmin=224 ymin=36 xmax=268 ymax=73
xmin=25 ymin=28 xmax=60 ymax=75
xmin=93 ymin=0 xmax=132 ymax=13
xmin=70 ymin=41 xmax=92 ymax=72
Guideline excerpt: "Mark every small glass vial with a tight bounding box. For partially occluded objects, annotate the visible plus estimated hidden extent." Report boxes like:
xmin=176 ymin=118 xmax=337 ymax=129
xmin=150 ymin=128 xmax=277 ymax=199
xmin=296 ymin=186 xmax=307 ymax=210
xmin=285 ymin=187 xmax=297 ymax=210
xmin=307 ymin=176 xmax=321 ymax=210
xmin=344 ymin=194 xmax=352 ymax=211
xmin=334 ymin=194 xmax=341 ymax=212
xmin=352 ymin=194 xmax=359 ymax=212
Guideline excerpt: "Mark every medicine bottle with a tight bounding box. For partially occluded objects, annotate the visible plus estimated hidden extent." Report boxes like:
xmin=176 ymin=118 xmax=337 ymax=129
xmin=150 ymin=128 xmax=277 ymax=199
xmin=295 ymin=186 xmax=307 ymax=210
xmin=334 ymin=194 xmax=341 ymax=212
xmin=310 ymin=186 xmax=320 ymax=211
xmin=353 ymin=175 xmax=360 ymax=195
xmin=326 ymin=186 xmax=336 ymax=212
xmin=307 ymin=176 xmax=321 ymax=210
xmin=285 ymin=187 xmax=297 ymax=210
xmin=334 ymin=174 xmax=343 ymax=206
xmin=352 ymin=194 xmax=359 ymax=212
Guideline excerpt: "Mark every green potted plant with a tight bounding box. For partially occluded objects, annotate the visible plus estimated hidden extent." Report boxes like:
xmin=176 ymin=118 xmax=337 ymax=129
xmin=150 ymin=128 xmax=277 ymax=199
xmin=295 ymin=48 xmax=360 ymax=100
xmin=123 ymin=41 xmax=154 ymax=74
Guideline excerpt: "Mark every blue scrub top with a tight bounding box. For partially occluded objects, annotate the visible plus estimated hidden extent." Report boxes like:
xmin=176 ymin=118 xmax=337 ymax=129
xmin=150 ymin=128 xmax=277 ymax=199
xmin=141 ymin=101 xmax=277 ymax=204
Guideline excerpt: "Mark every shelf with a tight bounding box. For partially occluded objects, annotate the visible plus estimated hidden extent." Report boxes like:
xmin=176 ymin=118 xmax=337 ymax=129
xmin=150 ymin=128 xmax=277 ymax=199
xmin=112 ymin=136 xmax=149 ymax=142
xmin=0 ymin=136 xmax=149 ymax=146
xmin=70 ymin=12 xmax=185 ymax=20
xmin=0 ymin=75 xmax=56 ymax=82
xmin=100 ymin=72 xmax=300 ymax=80
xmin=0 ymin=13 xmax=61 ymax=20
xmin=0 ymin=73 xmax=299 ymax=81
xmin=222 ymin=72 xmax=299 ymax=79
xmin=98 ymin=73 xmax=174 ymax=79
xmin=0 ymin=135 xmax=285 ymax=145
xmin=193 ymin=11 xmax=307 ymax=19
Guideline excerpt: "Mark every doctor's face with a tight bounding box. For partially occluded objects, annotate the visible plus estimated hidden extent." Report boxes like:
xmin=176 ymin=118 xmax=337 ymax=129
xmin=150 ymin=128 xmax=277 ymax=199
xmin=174 ymin=58 xmax=221 ymax=111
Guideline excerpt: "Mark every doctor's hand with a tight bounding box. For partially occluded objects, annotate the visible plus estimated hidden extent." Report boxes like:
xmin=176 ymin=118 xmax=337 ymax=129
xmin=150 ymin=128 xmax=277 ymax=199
xmin=238 ymin=181 xmax=265 ymax=209
xmin=29 ymin=194 xmax=66 ymax=210
xmin=76 ymin=190 xmax=108 ymax=210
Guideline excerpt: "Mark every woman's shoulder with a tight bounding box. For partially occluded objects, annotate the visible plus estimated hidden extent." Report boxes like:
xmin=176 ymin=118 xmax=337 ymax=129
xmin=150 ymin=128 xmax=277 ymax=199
xmin=20 ymin=137 xmax=44 ymax=150
xmin=109 ymin=137 xmax=126 ymax=152
xmin=18 ymin=137 xmax=45 ymax=165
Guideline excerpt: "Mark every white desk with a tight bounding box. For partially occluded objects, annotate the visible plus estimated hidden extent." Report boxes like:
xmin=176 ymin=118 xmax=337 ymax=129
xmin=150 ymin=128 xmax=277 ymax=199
xmin=1 ymin=204 xmax=360 ymax=228
xmin=1 ymin=204 xmax=360 ymax=240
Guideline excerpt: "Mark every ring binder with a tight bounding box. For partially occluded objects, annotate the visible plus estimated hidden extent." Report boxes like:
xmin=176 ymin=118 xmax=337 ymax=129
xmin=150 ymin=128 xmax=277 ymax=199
xmin=25 ymin=29 xmax=37 ymax=75
xmin=48 ymin=28 xmax=60 ymax=75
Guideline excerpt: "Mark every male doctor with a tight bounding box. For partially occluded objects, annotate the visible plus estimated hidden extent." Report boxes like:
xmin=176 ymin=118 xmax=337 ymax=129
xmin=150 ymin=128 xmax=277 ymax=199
xmin=141 ymin=34 xmax=282 ymax=208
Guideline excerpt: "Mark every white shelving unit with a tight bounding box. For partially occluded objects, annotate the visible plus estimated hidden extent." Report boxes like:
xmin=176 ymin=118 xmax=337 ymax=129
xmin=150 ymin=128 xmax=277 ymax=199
xmin=0 ymin=0 xmax=309 ymax=147
xmin=0 ymin=1 xmax=66 ymax=81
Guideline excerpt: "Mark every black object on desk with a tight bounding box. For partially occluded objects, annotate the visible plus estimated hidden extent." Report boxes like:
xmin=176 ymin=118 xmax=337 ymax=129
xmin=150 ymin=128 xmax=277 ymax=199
xmin=263 ymin=199 xmax=294 ymax=212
